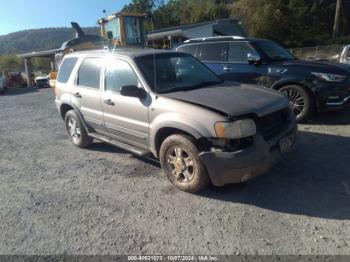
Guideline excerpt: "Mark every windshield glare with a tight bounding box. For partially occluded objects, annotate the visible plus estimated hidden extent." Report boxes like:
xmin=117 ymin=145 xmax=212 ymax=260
xmin=254 ymin=41 xmax=295 ymax=61
xmin=135 ymin=53 xmax=221 ymax=93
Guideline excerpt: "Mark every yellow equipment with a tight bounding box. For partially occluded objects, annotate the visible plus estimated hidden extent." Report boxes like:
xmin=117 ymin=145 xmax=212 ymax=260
xmin=50 ymin=12 xmax=146 ymax=88
xmin=98 ymin=12 xmax=147 ymax=48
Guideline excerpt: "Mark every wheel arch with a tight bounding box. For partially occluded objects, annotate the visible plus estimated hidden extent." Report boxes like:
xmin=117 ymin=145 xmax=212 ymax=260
xmin=271 ymin=79 xmax=308 ymax=91
xmin=60 ymin=103 xmax=91 ymax=133
xmin=152 ymin=124 xmax=204 ymax=158
xmin=60 ymin=103 xmax=74 ymax=119
xmin=272 ymin=80 xmax=319 ymax=109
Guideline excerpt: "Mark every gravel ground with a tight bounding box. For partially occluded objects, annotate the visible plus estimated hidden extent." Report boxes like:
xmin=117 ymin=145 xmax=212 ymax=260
xmin=0 ymin=87 xmax=350 ymax=255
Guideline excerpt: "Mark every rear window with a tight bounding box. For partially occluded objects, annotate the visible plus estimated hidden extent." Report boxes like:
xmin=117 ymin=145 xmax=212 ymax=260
xmin=57 ymin=57 xmax=78 ymax=83
xmin=77 ymin=58 xmax=102 ymax=89
xmin=177 ymin=45 xmax=198 ymax=57
xmin=198 ymin=43 xmax=228 ymax=62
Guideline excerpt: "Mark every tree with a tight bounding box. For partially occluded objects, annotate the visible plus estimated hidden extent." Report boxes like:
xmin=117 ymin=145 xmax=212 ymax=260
xmin=122 ymin=0 xmax=163 ymax=15
xmin=0 ymin=55 xmax=23 ymax=72
xmin=332 ymin=0 xmax=342 ymax=42
xmin=31 ymin=57 xmax=52 ymax=74
xmin=231 ymin=0 xmax=344 ymax=47
xmin=152 ymin=0 xmax=234 ymax=29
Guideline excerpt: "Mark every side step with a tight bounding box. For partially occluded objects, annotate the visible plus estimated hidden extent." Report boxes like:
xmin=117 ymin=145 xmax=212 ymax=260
xmin=88 ymin=133 xmax=151 ymax=157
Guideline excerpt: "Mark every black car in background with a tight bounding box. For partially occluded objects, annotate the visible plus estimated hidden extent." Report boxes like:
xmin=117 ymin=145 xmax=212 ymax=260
xmin=177 ymin=36 xmax=350 ymax=121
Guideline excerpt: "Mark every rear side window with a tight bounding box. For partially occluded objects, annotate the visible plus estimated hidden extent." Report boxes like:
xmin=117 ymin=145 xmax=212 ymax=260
xmin=57 ymin=57 xmax=78 ymax=83
xmin=105 ymin=60 xmax=138 ymax=93
xmin=198 ymin=43 xmax=228 ymax=62
xmin=77 ymin=58 xmax=102 ymax=89
xmin=177 ymin=45 xmax=198 ymax=57
xmin=228 ymin=42 xmax=254 ymax=63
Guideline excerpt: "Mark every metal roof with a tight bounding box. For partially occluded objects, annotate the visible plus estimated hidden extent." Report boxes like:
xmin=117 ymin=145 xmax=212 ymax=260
xmin=148 ymin=18 xmax=239 ymax=35
xmin=147 ymin=18 xmax=244 ymax=40
xmin=64 ymin=48 xmax=177 ymax=59
xmin=18 ymin=48 xmax=61 ymax=59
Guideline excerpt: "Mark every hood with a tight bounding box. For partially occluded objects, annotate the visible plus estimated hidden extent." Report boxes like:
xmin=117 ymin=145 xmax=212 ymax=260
xmin=276 ymin=59 xmax=350 ymax=74
xmin=160 ymin=82 xmax=288 ymax=118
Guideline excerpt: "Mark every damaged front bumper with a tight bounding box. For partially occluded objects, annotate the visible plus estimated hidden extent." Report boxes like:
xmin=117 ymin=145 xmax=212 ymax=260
xmin=199 ymin=115 xmax=297 ymax=187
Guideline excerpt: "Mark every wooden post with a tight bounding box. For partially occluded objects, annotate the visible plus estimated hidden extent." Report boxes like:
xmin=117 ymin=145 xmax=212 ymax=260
xmin=333 ymin=0 xmax=342 ymax=42
xmin=24 ymin=58 xmax=30 ymax=87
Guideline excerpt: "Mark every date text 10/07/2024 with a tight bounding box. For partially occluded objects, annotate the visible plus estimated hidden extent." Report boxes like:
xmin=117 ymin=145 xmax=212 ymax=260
xmin=127 ymin=255 xmax=219 ymax=261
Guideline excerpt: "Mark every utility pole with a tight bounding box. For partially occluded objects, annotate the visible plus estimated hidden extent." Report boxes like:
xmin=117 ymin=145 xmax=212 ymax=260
xmin=24 ymin=58 xmax=30 ymax=87
xmin=332 ymin=0 xmax=342 ymax=42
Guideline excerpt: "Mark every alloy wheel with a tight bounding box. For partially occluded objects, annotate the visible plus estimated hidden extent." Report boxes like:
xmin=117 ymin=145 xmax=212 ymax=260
xmin=67 ymin=117 xmax=81 ymax=143
xmin=166 ymin=146 xmax=195 ymax=184
xmin=283 ymin=88 xmax=305 ymax=116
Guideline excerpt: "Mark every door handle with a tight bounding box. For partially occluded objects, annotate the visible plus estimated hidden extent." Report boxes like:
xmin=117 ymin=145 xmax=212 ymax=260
xmin=104 ymin=99 xmax=115 ymax=106
xmin=223 ymin=66 xmax=232 ymax=72
xmin=73 ymin=92 xmax=82 ymax=98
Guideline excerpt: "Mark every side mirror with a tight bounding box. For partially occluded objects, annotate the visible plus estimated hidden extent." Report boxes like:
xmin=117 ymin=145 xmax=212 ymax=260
xmin=120 ymin=85 xmax=147 ymax=99
xmin=247 ymin=52 xmax=261 ymax=65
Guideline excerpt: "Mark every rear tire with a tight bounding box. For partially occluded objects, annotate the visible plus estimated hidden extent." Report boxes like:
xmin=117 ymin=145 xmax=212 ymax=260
xmin=280 ymin=85 xmax=314 ymax=122
xmin=159 ymin=134 xmax=210 ymax=193
xmin=64 ymin=110 xmax=92 ymax=148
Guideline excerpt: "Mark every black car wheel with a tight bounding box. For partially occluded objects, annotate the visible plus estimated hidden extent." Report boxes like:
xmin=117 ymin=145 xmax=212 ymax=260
xmin=160 ymin=134 xmax=210 ymax=193
xmin=280 ymin=85 xmax=314 ymax=122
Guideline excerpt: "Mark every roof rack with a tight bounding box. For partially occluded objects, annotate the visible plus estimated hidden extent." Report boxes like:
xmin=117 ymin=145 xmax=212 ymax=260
xmin=184 ymin=36 xmax=246 ymax=44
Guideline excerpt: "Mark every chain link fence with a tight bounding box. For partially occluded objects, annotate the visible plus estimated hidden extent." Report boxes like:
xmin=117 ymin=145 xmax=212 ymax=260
xmin=289 ymin=45 xmax=344 ymax=62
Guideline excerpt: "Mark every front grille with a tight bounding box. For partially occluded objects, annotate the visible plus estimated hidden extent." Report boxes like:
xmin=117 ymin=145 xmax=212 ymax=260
xmin=257 ymin=108 xmax=289 ymax=141
xmin=207 ymin=137 xmax=254 ymax=152
xmin=36 ymin=79 xmax=48 ymax=84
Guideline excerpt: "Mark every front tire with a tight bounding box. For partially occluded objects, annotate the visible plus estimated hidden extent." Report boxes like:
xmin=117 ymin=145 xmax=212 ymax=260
xmin=64 ymin=110 xmax=92 ymax=148
xmin=280 ymin=85 xmax=314 ymax=122
xmin=159 ymin=134 xmax=210 ymax=193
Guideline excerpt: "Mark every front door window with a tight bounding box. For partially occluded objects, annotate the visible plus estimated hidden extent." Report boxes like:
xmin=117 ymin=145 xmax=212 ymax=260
xmin=228 ymin=42 xmax=254 ymax=63
xmin=105 ymin=60 xmax=138 ymax=93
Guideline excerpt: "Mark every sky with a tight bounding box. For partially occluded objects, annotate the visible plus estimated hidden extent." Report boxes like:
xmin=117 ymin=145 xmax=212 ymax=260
xmin=0 ymin=0 xmax=131 ymax=36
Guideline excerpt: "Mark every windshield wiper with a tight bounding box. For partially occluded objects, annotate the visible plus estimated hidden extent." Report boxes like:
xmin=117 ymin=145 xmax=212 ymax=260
xmin=160 ymin=80 xmax=222 ymax=93
xmin=198 ymin=80 xmax=223 ymax=87
xmin=184 ymin=80 xmax=223 ymax=90
xmin=271 ymin=56 xmax=296 ymax=61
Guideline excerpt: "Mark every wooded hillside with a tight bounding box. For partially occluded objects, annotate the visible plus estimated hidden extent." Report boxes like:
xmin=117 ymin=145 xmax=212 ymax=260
xmin=0 ymin=27 xmax=99 ymax=55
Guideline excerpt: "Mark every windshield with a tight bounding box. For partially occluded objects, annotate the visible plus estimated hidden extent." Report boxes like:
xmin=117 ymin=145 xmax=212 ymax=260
xmin=105 ymin=18 xmax=121 ymax=40
xmin=134 ymin=53 xmax=222 ymax=94
xmin=254 ymin=41 xmax=295 ymax=61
